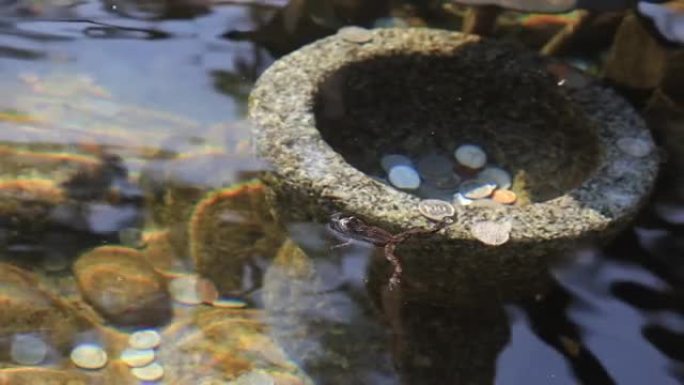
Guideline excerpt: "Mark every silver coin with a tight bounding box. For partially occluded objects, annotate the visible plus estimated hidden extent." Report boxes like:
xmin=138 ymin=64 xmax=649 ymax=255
xmin=470 ymin=221 xmax=512 ymax=246
xmin=617 ymin=137 xmax=652 ymax=158
xmin=338 ymin=26 xmax=373 ymax=43
xmin=459 ymin=179 xmax=497 ymax=199
xmin=418 ymin=199 xmax=456 ymax=221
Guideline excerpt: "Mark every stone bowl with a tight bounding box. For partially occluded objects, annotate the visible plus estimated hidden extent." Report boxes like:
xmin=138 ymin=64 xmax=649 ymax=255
xmin=249 ymin=28 xmax=659 ymax=303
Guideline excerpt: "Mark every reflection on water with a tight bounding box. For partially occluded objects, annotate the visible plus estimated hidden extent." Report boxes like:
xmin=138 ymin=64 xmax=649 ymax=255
xmin=0 ymin=1 xmax=682 ymax=384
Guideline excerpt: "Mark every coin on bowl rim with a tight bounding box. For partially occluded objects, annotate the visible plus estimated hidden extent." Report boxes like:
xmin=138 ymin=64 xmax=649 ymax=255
xmin=418 ymin=199 xmax=456 ymax=221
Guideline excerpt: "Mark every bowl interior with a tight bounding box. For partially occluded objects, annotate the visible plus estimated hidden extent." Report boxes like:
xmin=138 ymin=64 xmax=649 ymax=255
xmin=313 ymin=44 xmax=600 ymax=203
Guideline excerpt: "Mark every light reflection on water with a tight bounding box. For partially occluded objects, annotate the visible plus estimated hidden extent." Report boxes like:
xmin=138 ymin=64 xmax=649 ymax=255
xmin=0 ymin=1 xmax=682 ymax=385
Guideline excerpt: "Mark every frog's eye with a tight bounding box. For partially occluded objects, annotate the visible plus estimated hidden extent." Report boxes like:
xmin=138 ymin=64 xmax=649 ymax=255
xmin=339 ymin=216 xmax=354 ymax=230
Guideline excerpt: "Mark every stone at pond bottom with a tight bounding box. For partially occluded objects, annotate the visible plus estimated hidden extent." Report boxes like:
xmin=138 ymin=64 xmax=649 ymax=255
xmin=454 ymin=144 xmax=487 ymax=169
xmin=118 ymin=227 xmax=144 ymax=248
xmin=234 ymin=369 xmax=277 ymax=385
xmin=73 ymin=246 xmax=172 ymax=326
xmin=470 ymin=221 xmax=512 ymax=246
xmin=380 ymin=154 xmax=413 ymax=172
xmin=477 ymin=166 xmax=512 ymax=189
xmin=190 ymin=180 xmax=284 ymax=296
xmin=459 ymin=180 xmax=497 ymax=199
xmin=131 ymin=362 xmax=164 ymax=381
xmin=70 ymin=343 xmax=108 ymax=369
xmin=0 ymin=263 xmax=94 ymax=355
xmin=0 ymin=368 xmax=90 ymax=385
xmin=120 ymin=347 xmax=155 ymax=368
xmin=41 ymin=254 xmax=70 ymax=273
xmin=141 ymin=229 xmax=180 ymax=272
xmin=129 ymin=329 xmax=161 ymax=350
xmin=157 ymin=306 xmax=313 ymax=385
xmin=10 ymin=334 xmax=48 ymax=365
xmin=0 ymin=178 xmax=65 ymax=231
xmin=388 ymin=165 xmax=421 ymax=190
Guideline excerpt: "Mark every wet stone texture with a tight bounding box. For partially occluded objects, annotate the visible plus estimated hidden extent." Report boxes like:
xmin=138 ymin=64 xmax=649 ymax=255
xmin=249 ymin=28 xmax=659 ymax=304
xmin=0 ymin=368 xmax=93 ymax=385
xmin=74 ymin=246 xmax=172 ymax=326
xmin=141 ymin=151 xmax=266 ymax=261
xmin=158 ymin=306 xmax=313 ymax=385
xmin=0 ymin=179 xmax=65 ymax=232
xmin=0 ymin=263 xmax=95 ymax=360
xmin=190 ymin=180 xmax=285 ymax=295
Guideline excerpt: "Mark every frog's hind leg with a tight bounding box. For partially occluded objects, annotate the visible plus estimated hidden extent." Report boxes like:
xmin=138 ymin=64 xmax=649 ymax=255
xmin=384 ymin=242 xmax=403 ymax=290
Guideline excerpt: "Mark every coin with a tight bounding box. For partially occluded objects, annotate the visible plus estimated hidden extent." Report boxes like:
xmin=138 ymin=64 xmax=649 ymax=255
xmin=454 ymin=144 xmax=487 ymax=169
xmin=491 ymin=189 xmax=517 ymax=204
xmin=70 ymin=343 xmax=108 ymax=370
xmin=338 ymin=26 xmax=373 ymax=43
xmin=470 ymin=221 xmax=512 ymax=245
xmin=418 ymin=199 xmax=456 ymax=221
xmin=617 ymin=137 xmax=652 ymax=158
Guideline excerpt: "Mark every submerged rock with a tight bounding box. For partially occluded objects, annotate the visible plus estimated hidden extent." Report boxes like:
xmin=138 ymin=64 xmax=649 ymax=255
xmin=0 ymin=263 xmax=95 ymax=360
xmin=0 ymin=148 xmax=143 ymax=237
xmin=141 ymin=151 xmax=265 ymax=260
xmin=74 ymin=246 xmax=172 ymax=326
xmin=158 ymin=307 xmax=313 ymax=385
xmin=0 ymin=178 xmax=65 ymax=230
xmin=190 ymin=180 xmax=284 ymax=295
xmin=141 ymin=229 xmax=182 ymax=272
xmin=0 ymin=368 xmax=92 ymax=385
xmin=0 ymin=145 xmax=99 ymax=182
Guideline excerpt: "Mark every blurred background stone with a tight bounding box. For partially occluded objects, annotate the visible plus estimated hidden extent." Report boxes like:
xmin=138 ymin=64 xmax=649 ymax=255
xmin=74 ymin=246 xmax=172 ymax=326
xmin=0 ymin=263 xmax=96 ymax=360
xmin=190 ymin=180 xmax=284 ymax=295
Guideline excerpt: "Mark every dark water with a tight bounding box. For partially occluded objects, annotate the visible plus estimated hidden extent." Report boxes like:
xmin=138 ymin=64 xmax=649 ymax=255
xmin=0 ymin=1 xmax=682 ymax=385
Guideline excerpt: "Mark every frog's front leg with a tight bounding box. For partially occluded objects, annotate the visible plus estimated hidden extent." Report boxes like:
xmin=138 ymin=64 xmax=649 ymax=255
xmin=330 ymin=239 xmax=353 ymax=250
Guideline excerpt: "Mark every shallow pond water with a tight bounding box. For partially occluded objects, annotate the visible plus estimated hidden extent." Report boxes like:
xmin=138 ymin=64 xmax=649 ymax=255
xmin=0 ymin=1 xmax=682 ymax=385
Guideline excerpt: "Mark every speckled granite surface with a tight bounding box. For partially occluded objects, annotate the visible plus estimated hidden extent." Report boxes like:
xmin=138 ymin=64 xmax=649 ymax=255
xmin=249 ymin=28 xmax=659 ymax=303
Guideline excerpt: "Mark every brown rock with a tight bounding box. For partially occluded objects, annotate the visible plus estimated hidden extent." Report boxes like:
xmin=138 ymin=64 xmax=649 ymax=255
xmin=74 ymin=246 xmax=171 ymax=326
xmin=0 ymin=179 xmax=65 ymax=231
xmin=190 ymin=180 xmax=284 ymax=295
xmin=141 ymin=151 xmax=259 ymax=260
xmin=603 ymin=12 xmax=669 ymax=90
xmin=0 ymin=145 xmax=99 ymax=181
xmin=141 ymin=229 xmax=180 ymax=272
xmin=0 ymin=368 xmax=95 ymax=385
xmin=0 ymin=263 xmax=94 ymax=359
xmin=158 ymin=307 xmax=312 ymax=384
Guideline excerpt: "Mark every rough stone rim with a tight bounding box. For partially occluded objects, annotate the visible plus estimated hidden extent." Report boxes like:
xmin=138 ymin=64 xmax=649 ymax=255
xmin=249 ymin=28 xmax=659 ymax=244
